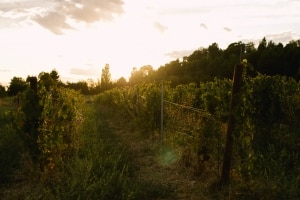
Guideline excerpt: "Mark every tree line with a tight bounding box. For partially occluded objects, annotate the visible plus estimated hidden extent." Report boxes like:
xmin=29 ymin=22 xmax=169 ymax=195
xmin=131 ymin=38 xmax=300 ymax=86
xmin=1 ymin=37 xmax=299 ymax=97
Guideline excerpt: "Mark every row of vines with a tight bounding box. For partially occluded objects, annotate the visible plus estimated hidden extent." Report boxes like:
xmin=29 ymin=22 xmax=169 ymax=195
xmin=15 ymin=78 xmax=84 ymax=176
xmin=96 ymin=75 xmax=300 ymax=198
xmin=3 ymin=77 xmax=171 ymax=199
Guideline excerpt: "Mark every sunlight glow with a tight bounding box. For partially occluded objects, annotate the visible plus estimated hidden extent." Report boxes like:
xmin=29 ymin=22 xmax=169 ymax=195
xmin=0 ymin=0 xmax=299 ymax=85
xmin=157 ymin=147 xmax=179 ymax=166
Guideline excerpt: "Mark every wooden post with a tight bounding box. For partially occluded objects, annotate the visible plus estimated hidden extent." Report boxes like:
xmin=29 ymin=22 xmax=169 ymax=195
xmin=220 ymin=64 xmax=243 ymax=186
xmin=29 ymin=76 xmax=38 ymax=93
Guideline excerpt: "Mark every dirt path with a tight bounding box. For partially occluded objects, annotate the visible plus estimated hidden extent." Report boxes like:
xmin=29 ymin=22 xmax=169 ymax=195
xmin=107 ymin=118 xmax=214 ymax=200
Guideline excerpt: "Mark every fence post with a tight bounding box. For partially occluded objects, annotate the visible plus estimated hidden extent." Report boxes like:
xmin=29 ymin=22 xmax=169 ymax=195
xmin=220 ymin=63 xmax=243 ymax=186
xmin=161 ymin=83 xmax=164 ymax=145
xmin=29 ymin=76 xmax=38 ymax=93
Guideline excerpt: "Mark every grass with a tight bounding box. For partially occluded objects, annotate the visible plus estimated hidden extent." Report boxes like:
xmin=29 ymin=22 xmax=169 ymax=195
xmin=0 ymin=97 xmax=174 ymax=199
xmin=2 ymin=94 xmax=299 ymax=199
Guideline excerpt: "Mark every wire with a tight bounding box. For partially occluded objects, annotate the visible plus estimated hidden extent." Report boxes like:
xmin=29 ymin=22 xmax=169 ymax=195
xmin=164 ymin=100 xmax=211 ymax=116
xmin=138 ymin=93 xmax=211 ymax=116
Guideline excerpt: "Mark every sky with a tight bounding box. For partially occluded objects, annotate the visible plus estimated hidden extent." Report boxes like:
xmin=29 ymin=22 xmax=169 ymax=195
xmin=1 ymin=0 xmax=300 ymax=86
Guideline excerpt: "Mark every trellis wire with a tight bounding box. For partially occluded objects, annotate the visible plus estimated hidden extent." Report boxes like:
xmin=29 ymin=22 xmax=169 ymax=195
xmin=164 ymin=100 xmax=211 ymax=116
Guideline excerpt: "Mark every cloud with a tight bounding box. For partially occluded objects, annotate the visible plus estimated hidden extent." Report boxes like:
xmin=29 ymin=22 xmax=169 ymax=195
xmin=240 ymin=31 xmax=300 ymax=47
xmin=33 ymin=0 xmax=124 ymax=34
xmin=0 ymin=2 xmax=50 ymax=28
xmin=0 ymin=0 xmax=124 ymax=34
xmin=223 ymin=27 xmax=231 ymax=32
xmin=33 ymin=11 xmax=74 ymax=35
xmin=0 ymin=69 xmax=10 ymax=72
xmin=264 ymin=31 xmax=299 ymax=44
xmin=62 ymin=0 xmax=124 ymax=23
xmin=165 ymin=49 xmax=195 ymax=59
xmin=200 ymin=23 xmax=207 ymax=29
xmin=0 ymin=16 xmax=14 ymax=28
xmin=70 ymin=67 xmax=99 ymax=76
xmin=0 ymin=1 xmax=55 ymax=12
xmin=154 ymin=21 xmax=167 ymax=33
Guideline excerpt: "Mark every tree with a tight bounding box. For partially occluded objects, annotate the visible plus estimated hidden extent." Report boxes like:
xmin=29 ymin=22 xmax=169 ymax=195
xmin=50 ymin=69 xmax=60 ymax=81
xmin=66 ymin=81 xmax=90 ymax=95
xmin=208 ymin=42 xmax=222 ymax=58
xmin=100 ymin=64 xmax=112 ymax=91
xmin=258 ymin=37 xmax=267 ymax=51
xmin=38 ymin=70 xmax=61 ymax=91
xmin=115 ymin=77 xmax=127 ymax=88
xmin=0 ymin=84 xmax=6 ymax=98
xmin=129 ymin=67 xmax=140 ymax=85
xmin=129 ymin=65 xmax=154 ymax=85
xmin=7 ymin=77 xmax=27 ymax=96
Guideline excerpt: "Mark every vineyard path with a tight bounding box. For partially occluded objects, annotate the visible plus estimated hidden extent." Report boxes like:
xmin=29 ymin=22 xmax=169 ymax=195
xmin=105 ymin=113 xmax=214 ymax=200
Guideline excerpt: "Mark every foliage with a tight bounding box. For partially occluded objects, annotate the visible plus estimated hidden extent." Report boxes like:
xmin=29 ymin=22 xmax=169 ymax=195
xmin=101 ymin=64 xmax=113 ymax=92
xmin=96 ymin=82 xmax=165 ymax=137
xmin=232 ymin=75 xmax=300 ymax=198
xmin=0 ymin=98 xmax=23 ymax=184
xmin=25 ymin=106 xmax=139 ymax=199
xmin=2 ymin=37 xmax=300 ymax=198
xmin=129 ymin=65 xmax=154 ymax=85
xmin=66 ymin=81 xmax=90 ymax=94
xmin=125 ymin=38 xmax=300 ymax=85
xmin=1 ymin=98 xmax=173 ymax=199
xmin=114 ymin=77 xmax=128 ymax=88
xmin=14 ymin=71 xmax=84 ymax=174
xmin=38 ymin=70 xmax=61 ymax=91
xmin=7 ymin=77 xmax=28 ymax=96
xmin=17 ymin=87 xmax=42 ymax=162
xmin=96 ymin=74 xmax=300 ymax=199
xmin=37 ymin=86 xmax=84 ymax=172
xmin=50 ymin=69 xmax=60 ymax=81
xmin=0 ymin=123 xmax=23 ymax=184
xmin=0 ymin=84 xmax=6 ymax=98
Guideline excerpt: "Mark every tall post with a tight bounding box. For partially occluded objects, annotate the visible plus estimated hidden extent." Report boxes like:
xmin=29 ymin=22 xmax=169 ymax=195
xmin=160 ymin=83 xmax=164 ymax=145
xmin=220 ymin=64 xmax=243 ymax=186
xmin=29 ymin=76 xmax=38 ymax=93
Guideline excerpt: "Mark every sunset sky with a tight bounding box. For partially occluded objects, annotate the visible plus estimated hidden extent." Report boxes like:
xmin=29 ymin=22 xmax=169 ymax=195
xmin=1 ymin=0 xmax=300 ymax=86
